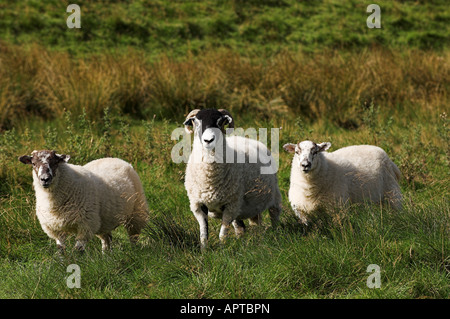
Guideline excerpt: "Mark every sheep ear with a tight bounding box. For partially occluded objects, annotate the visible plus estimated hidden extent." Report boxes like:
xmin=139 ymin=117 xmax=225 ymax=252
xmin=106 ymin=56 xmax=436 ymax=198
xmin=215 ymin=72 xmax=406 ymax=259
xmin=283 ymin=143 xmax=296 ymax=153
xmin=317 ymin=142 xmax=331 ymax=152
xmin=218 ymin=109 xmax=234 ymax=129
xmin=218 ymin=114 xmax=234 ymax=134
xmin=184 ymin=109 xmax=200 ymax=134
xmin=56 ymin=154 xmax=70 ymax=163
xmin=183 ymin=117 xmax=195 ymax=126
xmin=218 ymin=115 xmax=233 ymax=126
xmin=183 ymin=117 xmax=196 ymax=134
xmin=19 ymin=155 xmax=32 ymax=165
xmin=224 ymin=115 xmax=234 ymax=134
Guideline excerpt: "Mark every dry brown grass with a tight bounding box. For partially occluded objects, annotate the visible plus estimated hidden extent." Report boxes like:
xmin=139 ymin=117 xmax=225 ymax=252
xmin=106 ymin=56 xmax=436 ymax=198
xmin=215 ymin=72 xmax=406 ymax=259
xmin=0 ymin=43 xmax=448 ymax=130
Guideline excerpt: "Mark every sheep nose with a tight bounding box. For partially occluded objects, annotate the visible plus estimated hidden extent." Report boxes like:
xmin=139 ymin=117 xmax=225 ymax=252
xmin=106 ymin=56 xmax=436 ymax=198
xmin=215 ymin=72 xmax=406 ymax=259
xmin=301 ymin=162 xmax=311 ymax=169
xmin=41 ymin=176 xmax=51 ymax=183
xmin=203 ymin=136 xmax=215 ymax=144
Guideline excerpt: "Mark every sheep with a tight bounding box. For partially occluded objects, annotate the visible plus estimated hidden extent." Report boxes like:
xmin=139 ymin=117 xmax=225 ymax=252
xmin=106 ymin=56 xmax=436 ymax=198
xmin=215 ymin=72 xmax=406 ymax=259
xmin=283 ymin=140 xmax=402 ymax=224
xmin=19 ymin=150 xmax=149 ymax=252
xmin=183 ymin=108 xmax=282 ymax=249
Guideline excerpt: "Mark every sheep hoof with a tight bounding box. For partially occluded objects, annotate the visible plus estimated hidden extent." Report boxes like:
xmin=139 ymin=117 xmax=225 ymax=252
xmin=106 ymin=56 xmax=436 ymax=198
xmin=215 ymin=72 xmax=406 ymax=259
xmin=101 ymin=248 xmax=112 ymax=254
xmin=219 ymin=235 xmax=228 ymax=246
xmin=74 ymin=241 xmax=86 ymax=253
xmin=232 ymin=220 xmax=246 ymax=238
xmin=200 ymin=238 xmax=208 ymax=251
xmin=57 ymin=244 xmax=65 ymax=254
xmin=55 ymin=245 xmax=66 ymax=262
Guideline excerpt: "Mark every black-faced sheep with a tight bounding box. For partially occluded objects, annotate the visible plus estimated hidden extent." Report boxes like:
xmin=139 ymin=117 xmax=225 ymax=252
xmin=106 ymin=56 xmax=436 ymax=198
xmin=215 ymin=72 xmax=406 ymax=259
xmin=183 ymin=108 xmax=282 ymax=249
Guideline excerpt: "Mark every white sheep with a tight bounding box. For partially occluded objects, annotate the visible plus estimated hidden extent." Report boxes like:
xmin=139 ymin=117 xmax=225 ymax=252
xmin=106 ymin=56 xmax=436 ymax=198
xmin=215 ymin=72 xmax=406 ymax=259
xmin=183 ymin=108 xmax=282 ymax=249
xmin=19 ymin=150 xmax=149 ymax=252
xmin=283 ymin=141 xmax=402 ymax=224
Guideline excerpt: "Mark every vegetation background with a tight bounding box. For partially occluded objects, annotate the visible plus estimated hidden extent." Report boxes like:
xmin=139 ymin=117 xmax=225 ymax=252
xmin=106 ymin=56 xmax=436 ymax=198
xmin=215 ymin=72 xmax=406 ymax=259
xmin=0 ymin=0 xmax=448 ymax=299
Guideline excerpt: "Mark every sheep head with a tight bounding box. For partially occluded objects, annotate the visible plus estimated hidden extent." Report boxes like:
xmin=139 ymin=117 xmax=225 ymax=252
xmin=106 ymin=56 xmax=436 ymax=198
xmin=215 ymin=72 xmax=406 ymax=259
xmin=283 ymin=141 xmax=331 ymax=173
xmin=19 ymin=150 xmax=70 ymax=188
xmin=183 ymin=108 xmax=234 ymax=151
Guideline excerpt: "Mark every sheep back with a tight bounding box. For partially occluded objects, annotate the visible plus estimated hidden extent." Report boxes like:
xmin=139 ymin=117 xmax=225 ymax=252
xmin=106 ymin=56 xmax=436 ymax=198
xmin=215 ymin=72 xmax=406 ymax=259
xmin=82 ymin=158 xmax=149 ymax=234
xmin=330 ymin=145 xmax=401 ymax=206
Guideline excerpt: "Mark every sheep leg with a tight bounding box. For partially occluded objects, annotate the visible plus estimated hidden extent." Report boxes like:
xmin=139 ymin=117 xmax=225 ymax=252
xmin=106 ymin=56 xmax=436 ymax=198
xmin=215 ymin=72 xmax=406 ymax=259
xmin=125 ymin=220 xmax=143 ymax=245
xmin=232 ymin=220 xmax=246 ymax=237
xmin=269 ymin=205 xmax=281 ymax=227
xmin=219 ymin=222 xmax=229 ymax=242
xmin=219 ymin=215 xmax=233 ymax=243
xmin=43 ymin=225 xmax=66 ymax=254
xmin=74 ymin=239 xmax=88 ymax=252
xmin=73 ymin=221 xmax=95 ymax=252
xmin=249 ymin=214 xmax=262 ymax=226
xmin=220 ymin=203 xmax=239 ymax=242
xmin=384 ymin=188 xmax=403 ymax=211
xmin=297 ymin=211 xmax=309 ymax=225
xmin=97 ymin=233 xmax=112 ymax=252
xmin=56 ymin=236 xmax=66 ymax=254
xmin=193 ymin=204 xmax=209 ymax=249
xmin=125 ymin=211 xmax=148 ymax=245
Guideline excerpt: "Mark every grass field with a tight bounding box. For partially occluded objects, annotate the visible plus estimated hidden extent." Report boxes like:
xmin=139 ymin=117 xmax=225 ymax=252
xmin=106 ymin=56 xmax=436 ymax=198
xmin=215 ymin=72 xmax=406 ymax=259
xmin=0 ymin=0 xmax=449 ymax=299
xmin=1 ymin=0 xmax=449 ymax=55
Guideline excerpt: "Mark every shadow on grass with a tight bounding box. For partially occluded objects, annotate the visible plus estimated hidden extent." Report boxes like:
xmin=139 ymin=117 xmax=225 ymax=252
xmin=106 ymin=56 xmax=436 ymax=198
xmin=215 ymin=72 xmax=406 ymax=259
xmin=143 ymin=213 xmax=199 ymax=251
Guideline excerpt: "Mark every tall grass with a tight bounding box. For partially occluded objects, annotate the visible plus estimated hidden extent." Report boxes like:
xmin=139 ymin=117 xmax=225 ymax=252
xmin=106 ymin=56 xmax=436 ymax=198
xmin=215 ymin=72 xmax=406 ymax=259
xmin=1 ymin=98 xmax=449 ymax=298
xmin=0 ymin=43 xmax=448 ymax=130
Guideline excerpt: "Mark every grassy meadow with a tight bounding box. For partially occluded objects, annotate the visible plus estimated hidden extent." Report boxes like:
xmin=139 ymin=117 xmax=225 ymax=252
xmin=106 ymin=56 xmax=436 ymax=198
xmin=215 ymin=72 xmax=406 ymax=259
xmin=0 ymin=0 xmax=449 ymax=299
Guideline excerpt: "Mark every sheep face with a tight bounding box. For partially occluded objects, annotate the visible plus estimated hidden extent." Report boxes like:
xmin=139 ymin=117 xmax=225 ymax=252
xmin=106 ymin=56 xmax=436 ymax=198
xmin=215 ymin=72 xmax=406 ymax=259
xmin=183 ymin=109 xmax=234 ymax=152
xmin=19 ymin=150 xmax=70 ymax=188
xmin=283 ymin=141 xmax=331 ymax=173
